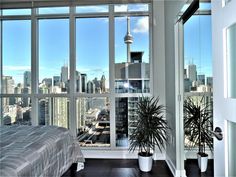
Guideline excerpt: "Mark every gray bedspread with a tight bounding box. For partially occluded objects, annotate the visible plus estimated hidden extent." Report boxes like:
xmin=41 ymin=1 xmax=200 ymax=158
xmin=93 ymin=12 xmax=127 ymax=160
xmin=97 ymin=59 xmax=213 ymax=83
xmin=0 ymin=125 xmax=84 ymax=177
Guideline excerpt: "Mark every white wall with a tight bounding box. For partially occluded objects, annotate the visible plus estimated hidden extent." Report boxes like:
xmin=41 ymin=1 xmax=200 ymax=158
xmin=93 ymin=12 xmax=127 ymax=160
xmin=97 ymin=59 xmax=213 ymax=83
xmin=153 ymin=0 xmax=185 ymax=176
xmin=212 ymin=0 xmax=236 ymax=176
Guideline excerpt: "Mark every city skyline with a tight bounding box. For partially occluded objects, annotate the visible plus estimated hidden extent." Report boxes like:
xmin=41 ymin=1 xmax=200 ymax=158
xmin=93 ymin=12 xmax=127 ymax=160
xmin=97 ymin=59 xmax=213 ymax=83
xmin=2 ymin=14 xmax=212 ymax=87
xmin=184 ymin=15 xmax=212 ymax=77
xmin=2 ymin=16 xmax=149 ymax=85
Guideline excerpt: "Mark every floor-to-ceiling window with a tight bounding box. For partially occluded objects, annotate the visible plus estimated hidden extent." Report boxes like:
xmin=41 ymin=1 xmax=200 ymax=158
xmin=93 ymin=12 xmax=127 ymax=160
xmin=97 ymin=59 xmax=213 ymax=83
xmin=38 ymin=17 xmax=70 ymax=128
xmin=2 ymin=17 xmax=32 ymax=125
xmin=0 ymin=3 xmax=151 ymax=150
xmin=114 ymin=4 xmax=150 ymax=147
xmin=182 ymin=2 xmax=213 ymax=158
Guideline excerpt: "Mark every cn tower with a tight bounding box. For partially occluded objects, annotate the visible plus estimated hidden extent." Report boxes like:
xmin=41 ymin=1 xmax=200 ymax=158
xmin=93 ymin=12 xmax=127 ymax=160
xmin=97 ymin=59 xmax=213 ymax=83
xmin=124 ymin=17 xmax=133 ymax=63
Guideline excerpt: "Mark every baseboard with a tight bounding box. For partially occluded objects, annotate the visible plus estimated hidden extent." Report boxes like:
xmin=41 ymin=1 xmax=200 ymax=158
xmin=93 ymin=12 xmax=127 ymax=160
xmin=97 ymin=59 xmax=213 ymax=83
xmin=166 ymin=155 xmax=186 ymax=177
xmin=82 ymin=149 xmax=138 ymax=159
xmin=81 ymin=149 xmax=166 ymax=160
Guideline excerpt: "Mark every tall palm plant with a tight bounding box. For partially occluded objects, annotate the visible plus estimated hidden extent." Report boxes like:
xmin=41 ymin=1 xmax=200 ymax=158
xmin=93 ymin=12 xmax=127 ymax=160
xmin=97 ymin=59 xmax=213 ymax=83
xmin=184 ymin=96 xmax=213 ymax=155
xmin=129 ymin=96 xmax=169 ymax=156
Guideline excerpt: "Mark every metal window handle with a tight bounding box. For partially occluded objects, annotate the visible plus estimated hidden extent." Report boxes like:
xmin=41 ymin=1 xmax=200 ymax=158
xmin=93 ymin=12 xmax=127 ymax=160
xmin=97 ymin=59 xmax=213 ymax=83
xmin=211 ymin=127 xmax=223 ymax=141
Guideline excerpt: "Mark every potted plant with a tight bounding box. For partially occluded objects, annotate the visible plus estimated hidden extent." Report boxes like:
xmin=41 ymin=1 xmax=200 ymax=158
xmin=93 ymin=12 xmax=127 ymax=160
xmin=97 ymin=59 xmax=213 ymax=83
xmin=184 ymin=96 xmax=213 ymax=172
xmin=129 ymin=96 xmax=169 ymax=172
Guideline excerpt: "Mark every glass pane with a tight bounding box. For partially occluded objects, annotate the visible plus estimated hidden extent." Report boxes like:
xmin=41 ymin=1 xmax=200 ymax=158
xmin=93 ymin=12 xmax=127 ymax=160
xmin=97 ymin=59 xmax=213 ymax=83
xmin=76 ymin=5 xmax=108 ymax=13
xmin=184 ymin=15 xmax=212 ymax=92
xmin=2 ymin=9 xmax=31 ymax=16
xmin=77 ymin=97 xmax=110 ymax=147
xmin=184 ymin=15 xmax=213 ymax=148
xmin=115 ymin=4 xmax=148 ymax=12
xmin=228 ymin=121 xmax=236 ymax=176
xmin=38 ymin=7 xmax=69 ymax=14
xmin=39 ymin=19 xmax=69 ymax=93
xmin=226 ymin=23 xmax=236 ymax=98
xmin=115 ymin=16 xmax=150 ymax=93
xmin=115 ymin=97 xmax=139 ymax=147
xmin=2 ymin=20 xmax=31 ymax=94
xmin=199 ymin=2 xmax=211 ymax=11
xmin=181 ymin=2 xmax=211 ymax=13
xmin=2 ymin=97 xmax=32 ymax=125
xmin=38 ymin=97 xmax=69 ymax=128
xmin=76 ymin=18 xmax=109 ymax=93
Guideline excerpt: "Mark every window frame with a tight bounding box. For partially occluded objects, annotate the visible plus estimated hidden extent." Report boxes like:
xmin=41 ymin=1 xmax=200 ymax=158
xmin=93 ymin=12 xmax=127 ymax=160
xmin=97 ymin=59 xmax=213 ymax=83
xmin=0 ymin=3 xmax=152 ymax=151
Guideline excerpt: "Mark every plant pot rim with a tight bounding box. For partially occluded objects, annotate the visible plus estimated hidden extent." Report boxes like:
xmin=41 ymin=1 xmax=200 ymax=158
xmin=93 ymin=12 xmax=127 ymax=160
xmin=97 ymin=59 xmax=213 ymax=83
xmin=197 ymin=152 xmax=208 ymax=157
xmin=138 ymin=152 xmax=153 ymax=157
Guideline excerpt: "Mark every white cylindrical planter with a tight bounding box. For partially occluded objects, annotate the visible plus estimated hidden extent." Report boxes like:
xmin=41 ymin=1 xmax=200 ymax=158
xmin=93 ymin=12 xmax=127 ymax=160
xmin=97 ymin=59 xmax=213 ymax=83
xmin=138 ymin=154 xmax=153 ymax=172
xmin=197 ymin=153 xmax=208 ymax=172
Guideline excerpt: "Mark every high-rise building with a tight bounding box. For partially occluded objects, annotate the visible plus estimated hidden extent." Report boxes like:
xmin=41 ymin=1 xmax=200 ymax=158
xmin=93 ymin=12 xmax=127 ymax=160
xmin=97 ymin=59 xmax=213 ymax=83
xmin=87 ymin=81 xmax=95 ymax=93
xmin=81 ymin=74 xmax=87 ymax=93
xmin=100 ymin=75 xmax=106 ymax=93
xmin=61 ymin=65 xmax=69 ymax=92
xmin=39 ymin=99 xmax=50 ymax=125
xmin=93 ymin=77 xmax=100 ymax=93
xmin=115 ymin=51 xmax=149 ymax=93
xmin=14 ymin=83 xmax=22 ymax=94
xmin=2 ymin=76 xmax=14 ymax=94
xmin=187 ymin=64 xmax=197 ymax=82
xmin=22 ymin=88 xmax=31 ymax=107
xmin=76 ymin=71 xmax=81 ymax=92
xmin=53 ymin=76 xmax=60 ymax=86
xmin=184 ymin=78 xmax=192 ymax=92
xmin=39 ymin=83 xmax=49 ymax=94
xmin=24 ymin=71 xmax=31 ymax=88
xmin=77 ymin=98 xmax=86 ymax=134
xmin=14 ymin=84 xmax=22 ymax=104
xmin=184 ymin=69 xmax=187 ymax=79
xmin=115 ymin=97 xmax=128 ymax=147
xmin=207 ymin=77 xmax=213 ymax=87
xmin=52 ymin=97 xmax=68 ymax=128
xmin=61 ymin=65 xmax=68 ymax=83
xmin=42 ymin=78 xmax=52 ymax=88
xmin=2 ymin=76 xmax=15 ymax=107
xmin=197 ymin=74 xmax=205 ymax=85
xmin=16 ymin=104 xmax=23 ymax=122
xmin=130 ymin=51 xmax=142 ymax=63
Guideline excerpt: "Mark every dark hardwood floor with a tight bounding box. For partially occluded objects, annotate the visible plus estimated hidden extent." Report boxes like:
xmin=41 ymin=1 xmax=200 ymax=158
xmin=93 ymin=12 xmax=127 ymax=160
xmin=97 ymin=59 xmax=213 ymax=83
xmin=185 ymin=159 xmax=214 ymax=177
xmin=63 ymin=159 xmax=173 ymax=177
xmin=63 ymin=159 xmax=214 ymax=177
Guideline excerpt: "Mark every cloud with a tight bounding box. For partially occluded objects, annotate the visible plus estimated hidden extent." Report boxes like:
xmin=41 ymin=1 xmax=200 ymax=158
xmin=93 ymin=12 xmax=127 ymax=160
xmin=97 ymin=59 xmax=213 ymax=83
xmin=77 ymin=6 xmax=108 ymax=13
xmin=4 ymin=65 xmax=30 ymax=71
xmin=78 ymin=67 xmax=108 ymax=74
xmin=132 ymin=17 xmax=149 ymax=34
xmin=129 ymin=4 xmax=148 ymax=12
xmin=115 ymin=4 xmax=148 ymax=12
xmin=114 ymin=5 xmax=128 ymax=12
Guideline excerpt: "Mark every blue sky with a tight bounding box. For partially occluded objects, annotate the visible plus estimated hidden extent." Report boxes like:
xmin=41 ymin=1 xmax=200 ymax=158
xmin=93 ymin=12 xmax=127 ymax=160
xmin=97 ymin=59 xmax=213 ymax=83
xmin=2 ymin=13 xmax=212 ymax=86
xmin=184 ymin=15 xmax=212 ymax=77
xmin=3 ymin=16 xmax=149 ymax=85
xmin=2 ymin=20 xmax=31 ymax=84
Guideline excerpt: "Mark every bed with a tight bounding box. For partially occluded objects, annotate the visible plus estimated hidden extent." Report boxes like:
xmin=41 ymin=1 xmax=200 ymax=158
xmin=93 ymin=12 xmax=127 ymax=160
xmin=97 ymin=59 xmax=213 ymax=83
xmin=0 ymin=125 xmax=84 ymax=177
